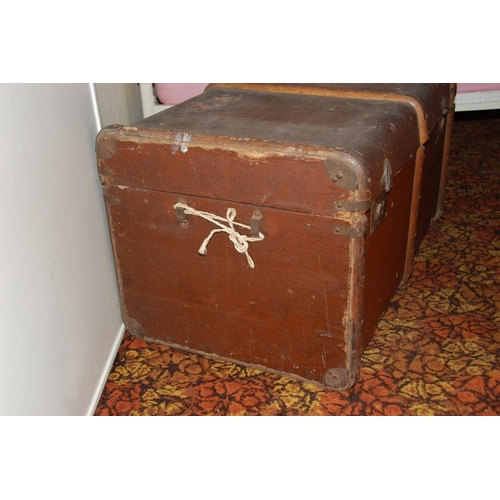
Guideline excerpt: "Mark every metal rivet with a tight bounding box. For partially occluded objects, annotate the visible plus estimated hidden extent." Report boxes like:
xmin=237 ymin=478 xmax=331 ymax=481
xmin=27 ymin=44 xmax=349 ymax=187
xmin=334 ymin=227 xmax=341 ymax=234
xmin=376 ymin=203 xmax=385 ymax=220
xmin=336 ymin=202 xmax=343 ymax=209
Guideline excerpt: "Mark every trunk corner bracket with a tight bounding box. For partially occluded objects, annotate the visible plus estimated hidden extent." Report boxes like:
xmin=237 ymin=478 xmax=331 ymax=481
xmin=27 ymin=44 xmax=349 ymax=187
xmin=326 ymin=159 xmax=359 ymax=190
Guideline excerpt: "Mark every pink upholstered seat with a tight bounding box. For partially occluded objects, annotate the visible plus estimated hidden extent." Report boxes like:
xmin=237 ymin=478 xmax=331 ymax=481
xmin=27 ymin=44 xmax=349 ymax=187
xmin=457 ymin=83 xmax=500 ymax=93
xmin=155 ymin=83 xmax=208 ymax=105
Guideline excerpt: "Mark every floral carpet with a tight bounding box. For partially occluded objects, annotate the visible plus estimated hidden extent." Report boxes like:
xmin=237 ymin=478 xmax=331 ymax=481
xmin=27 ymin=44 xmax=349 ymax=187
xmin=95 ymin=111 xmax=500 ymax=416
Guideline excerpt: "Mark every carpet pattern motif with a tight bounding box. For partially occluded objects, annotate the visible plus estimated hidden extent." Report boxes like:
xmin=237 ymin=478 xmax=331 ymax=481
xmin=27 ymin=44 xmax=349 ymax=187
xmin=95 ymin=113 xmax=500 ymax=416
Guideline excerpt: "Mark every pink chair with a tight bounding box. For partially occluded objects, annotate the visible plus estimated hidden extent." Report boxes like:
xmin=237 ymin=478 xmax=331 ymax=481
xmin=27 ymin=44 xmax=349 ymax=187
xmin=140 ymin=83 xmax=208 ymax=117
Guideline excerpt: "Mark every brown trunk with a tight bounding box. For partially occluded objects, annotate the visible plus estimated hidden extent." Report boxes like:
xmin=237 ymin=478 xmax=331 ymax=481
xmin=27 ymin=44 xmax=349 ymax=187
xmin=96 ymin=85 xmax=450 ymax=390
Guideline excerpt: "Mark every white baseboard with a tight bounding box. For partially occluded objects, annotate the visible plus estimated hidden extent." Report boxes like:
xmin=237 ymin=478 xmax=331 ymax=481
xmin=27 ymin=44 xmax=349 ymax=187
xmin=86 ymin=322 xmax=126 ymax=416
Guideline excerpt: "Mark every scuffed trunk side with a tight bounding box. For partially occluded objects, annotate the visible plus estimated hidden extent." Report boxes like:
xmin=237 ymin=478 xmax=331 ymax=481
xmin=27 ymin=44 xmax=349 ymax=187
xmin=363 ymin=154 xmax=417 ymax=350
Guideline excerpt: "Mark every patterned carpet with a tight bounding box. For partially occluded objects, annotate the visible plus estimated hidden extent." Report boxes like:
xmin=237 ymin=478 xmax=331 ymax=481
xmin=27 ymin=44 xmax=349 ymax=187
xmin=95 ymin=111 xmax=500 ymax=416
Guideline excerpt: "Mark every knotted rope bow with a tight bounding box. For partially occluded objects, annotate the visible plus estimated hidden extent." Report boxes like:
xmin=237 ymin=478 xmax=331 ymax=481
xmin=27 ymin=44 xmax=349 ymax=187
xmin=173 ymin=203 xmax=265 ymax=268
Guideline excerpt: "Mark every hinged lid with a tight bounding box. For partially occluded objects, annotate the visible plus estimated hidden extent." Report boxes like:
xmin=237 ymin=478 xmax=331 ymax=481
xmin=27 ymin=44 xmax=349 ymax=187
xmin=97 ymin=87 xmax=420 ymax=214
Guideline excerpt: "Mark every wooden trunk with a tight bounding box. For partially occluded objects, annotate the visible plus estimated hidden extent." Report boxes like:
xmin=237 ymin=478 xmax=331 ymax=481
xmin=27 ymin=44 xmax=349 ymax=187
xmin=96 ymin=85 xmax=453 ymax=390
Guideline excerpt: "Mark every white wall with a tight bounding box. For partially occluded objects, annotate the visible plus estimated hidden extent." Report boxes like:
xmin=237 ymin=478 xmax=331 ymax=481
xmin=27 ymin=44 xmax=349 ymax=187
xmin=94 ymin=83 xmax=143 ymax=127
xmin=0 ymin=84 xmax=124 ymax=415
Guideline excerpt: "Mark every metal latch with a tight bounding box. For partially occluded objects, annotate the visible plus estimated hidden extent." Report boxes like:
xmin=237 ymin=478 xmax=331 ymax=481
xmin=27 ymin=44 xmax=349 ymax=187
xmin=381 ymin=159 xmax=393 ymax=193
xmin=370 ymin=191 xmax=388 ymax=235
xmin=175 ymin=197 xmax=189 ymax=227
xmin=250 ymin=209 xmax=263 ymax=237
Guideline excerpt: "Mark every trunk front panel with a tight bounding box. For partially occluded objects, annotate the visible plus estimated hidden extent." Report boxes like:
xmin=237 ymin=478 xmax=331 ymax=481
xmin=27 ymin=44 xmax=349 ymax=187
xmin=105 ymin=185 xmax=360 ymax=385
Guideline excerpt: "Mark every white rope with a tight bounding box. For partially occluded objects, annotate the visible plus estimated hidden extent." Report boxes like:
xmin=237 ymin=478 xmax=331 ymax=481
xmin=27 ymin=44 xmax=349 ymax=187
xmin=173 ymin=202 xmax=265 ymax=268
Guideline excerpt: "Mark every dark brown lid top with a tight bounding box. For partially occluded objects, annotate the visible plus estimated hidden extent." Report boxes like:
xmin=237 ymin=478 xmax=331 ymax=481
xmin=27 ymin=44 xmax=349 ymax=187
xmin=208 ymin=83 xmax=452 ymax=142
xmin=136 ymin=86 xmax=419 ymax=174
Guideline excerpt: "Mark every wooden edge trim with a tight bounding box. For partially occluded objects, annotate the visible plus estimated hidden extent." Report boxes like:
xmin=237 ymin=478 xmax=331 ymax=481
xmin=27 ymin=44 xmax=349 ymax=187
xmin=344 ymin=214 xmax=368 ymax=389
xmin=434 ymin=106 xmax=455 ymax=220
xmin=402 ymin=145 xmax=426 ymax=284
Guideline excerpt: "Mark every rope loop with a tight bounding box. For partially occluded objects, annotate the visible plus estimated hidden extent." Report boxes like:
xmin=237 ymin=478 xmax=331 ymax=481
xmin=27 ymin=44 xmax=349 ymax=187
xmin=173 ymin=203 xmax=264 ymax=268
